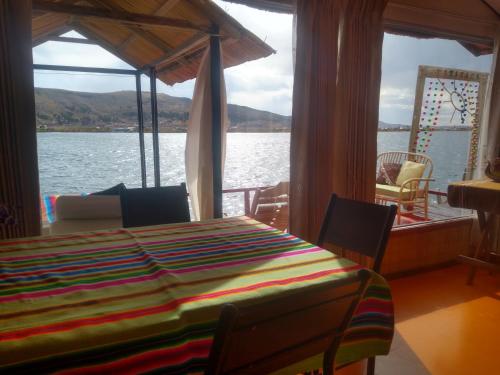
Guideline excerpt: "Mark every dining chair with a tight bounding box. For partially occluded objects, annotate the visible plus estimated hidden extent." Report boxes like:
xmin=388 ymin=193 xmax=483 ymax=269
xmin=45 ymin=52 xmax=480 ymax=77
xmin=205 ymin=269 xmax=371 ymax=375
xmin=317 ymin=194 xmax=397 ymax=375
xmin=120 ymin=183 xmax=190 ymax=228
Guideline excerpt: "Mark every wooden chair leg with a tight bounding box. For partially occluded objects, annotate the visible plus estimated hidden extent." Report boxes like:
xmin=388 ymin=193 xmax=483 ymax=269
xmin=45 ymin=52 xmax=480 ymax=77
xmin=467 ymin=227 xmax=490 ymax=285
xmin=367 ymin=357 xmax=375 ymax=375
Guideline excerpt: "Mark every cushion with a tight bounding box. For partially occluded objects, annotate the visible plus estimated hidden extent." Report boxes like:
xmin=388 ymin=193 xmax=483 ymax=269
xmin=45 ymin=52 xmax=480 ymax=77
xmin=376 ymin=163 xmax=402 ymax=185
xmin=91 ymin=183 xmax=126 ymax=196
xmin=50 ymin=218 xmax=123 ymax=235
xmin=376 ymin=184 xmax=413 ymax=200
xmin=396 ymin=161 xmax=426 ymax=186
xmin=55 ymin=195 xmax=122 ymax=220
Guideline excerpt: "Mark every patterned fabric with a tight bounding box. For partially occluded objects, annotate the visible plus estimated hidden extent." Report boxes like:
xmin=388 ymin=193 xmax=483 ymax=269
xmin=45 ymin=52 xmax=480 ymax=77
xmin=376 ymin=162 xmax=402 ymax=186
xmin=0 ymin=217 xmax=394 ymax=374
xmin=40 ymin=195 xmax=59 ymax=224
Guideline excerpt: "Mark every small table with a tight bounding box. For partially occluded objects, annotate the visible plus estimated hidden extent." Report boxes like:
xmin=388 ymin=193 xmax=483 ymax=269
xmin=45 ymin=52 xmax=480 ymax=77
xmin=0 ymin=217 xmax=394 ymax=373
xmin=448 ymin=179 xmax=500 ymax=284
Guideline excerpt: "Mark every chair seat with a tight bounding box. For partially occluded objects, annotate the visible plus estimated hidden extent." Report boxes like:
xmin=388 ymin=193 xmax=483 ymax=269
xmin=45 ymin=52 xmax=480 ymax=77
xmin=376 ymin=184 xmax=413 ymax=200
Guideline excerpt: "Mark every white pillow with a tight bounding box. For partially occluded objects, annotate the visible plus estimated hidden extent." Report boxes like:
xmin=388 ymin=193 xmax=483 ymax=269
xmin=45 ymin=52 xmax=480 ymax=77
xmin=55 ymin=195 xmax=122 ymax=220
xmin=396 ymin=161 xmax=426 ymax=186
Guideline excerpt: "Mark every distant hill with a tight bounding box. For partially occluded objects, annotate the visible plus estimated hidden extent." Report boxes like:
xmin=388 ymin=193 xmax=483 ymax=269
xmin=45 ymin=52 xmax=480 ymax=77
xmin=35 ymin=88 xmax=291 ymax=132
xmin=379 ymin=121 xmax=410 ymax=131
xmin=37 ymin=88 xmax=462 ymax=133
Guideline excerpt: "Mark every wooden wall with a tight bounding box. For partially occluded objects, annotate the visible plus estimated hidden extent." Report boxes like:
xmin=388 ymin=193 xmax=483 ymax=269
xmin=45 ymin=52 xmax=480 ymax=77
xmin=385 ymin=0 xmax=498 ymax=43
xmin=381 ymin=218 xmax=473 ymax=276
xmin=224 ymin=0 xmax=499 ymax=43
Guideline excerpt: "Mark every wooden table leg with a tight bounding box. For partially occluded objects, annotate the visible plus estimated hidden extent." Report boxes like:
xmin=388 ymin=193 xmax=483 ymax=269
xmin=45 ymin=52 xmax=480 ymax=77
xmin=467 ymin=211 xmax=491 ymax=285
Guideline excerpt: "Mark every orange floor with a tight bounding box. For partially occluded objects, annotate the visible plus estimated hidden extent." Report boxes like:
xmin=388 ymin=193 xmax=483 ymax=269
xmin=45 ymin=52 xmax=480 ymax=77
xmin=376 ymin=265 xmax=500 ymax=375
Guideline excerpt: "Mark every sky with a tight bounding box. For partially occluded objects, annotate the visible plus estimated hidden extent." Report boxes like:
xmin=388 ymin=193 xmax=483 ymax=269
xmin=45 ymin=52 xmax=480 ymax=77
xmin=33 ymin=0 xmax=493 ymax=125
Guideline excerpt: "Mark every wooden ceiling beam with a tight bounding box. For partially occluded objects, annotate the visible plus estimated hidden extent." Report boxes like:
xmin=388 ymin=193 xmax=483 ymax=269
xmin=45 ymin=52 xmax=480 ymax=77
xmin=186 ymin=0 xmax=242 ymax=39
xmin=32 ymin=0 xmax=211 ymax=33
xmin=71 ymin=21 xmax=143 ymax=71
xmin=83 ymin=0 xmax=195 ymax=69
xmin=221 ymin=0 xmax=293 ymax=14
xmin=84 ymin=0 xmax=196 ymax=70
xmin=85 ymin=0 xmax=172 ymax=51
xmin=480 ymin=0 xmax=500 ymax=18
xmin=45 ymin=35 xmax=99 ymax=44
xmin=155 ymin=32 xmax=208 ymax=71
xmin=154 ymin=0 xmax=183 ymax=16
xmin=158 ymin=44 xmax=209 ymax=77
xmin=119 ymin=0 xmax=182 ymax=51
xmin=32 ymin=20 xmax=73 ymax=47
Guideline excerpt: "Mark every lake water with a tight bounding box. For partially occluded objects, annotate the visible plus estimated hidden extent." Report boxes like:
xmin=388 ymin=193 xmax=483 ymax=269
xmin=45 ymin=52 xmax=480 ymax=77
xmin=37 ymin=131 xmax=471 ymax=215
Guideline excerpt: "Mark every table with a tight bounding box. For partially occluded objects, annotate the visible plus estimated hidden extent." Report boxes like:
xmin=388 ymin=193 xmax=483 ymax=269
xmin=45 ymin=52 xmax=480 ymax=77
xmin=0 ymin=217 xmax=394 ymax=373
xmin=448 ymin=179 xmax=500 ymax=284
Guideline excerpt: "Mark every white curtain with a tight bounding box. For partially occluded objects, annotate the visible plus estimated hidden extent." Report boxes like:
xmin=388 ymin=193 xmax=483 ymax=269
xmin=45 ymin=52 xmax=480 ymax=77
xmin=477 ymin=32 xmax=500 ymax=178
xmin=185 ymin=42 xmax=229 ymax=220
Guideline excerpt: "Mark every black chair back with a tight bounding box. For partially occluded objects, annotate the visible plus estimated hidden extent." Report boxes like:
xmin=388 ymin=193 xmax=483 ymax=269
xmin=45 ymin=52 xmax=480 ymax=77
xmin=120 ymin=183 xmax=190 ymax=228
xmin=205 ymin=269 xmax=371 ymax=375
xmin=317 ymin=194 xmax=397 ymax=272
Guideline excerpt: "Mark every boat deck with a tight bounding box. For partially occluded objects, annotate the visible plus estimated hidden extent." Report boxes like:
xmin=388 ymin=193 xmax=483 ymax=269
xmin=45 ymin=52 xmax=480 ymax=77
xmin=396 ymin=202 xmax=473 ymax=227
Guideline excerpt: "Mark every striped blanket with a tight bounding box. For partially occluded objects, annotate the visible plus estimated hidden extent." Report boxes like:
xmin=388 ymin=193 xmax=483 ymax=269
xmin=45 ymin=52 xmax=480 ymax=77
xmin=0 ymin=217 xmax=393 ymax=373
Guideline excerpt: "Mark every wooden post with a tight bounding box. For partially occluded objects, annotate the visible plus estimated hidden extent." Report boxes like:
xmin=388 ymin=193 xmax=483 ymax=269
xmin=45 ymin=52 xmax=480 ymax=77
xmin=244 ymin=190 xmax=251 ymax=215
xmin=408 ymin=66 xmax=426 ymax=154
xmin=0 ymin=0 xmax=41 ymax=238
xmin=210 ymin=26 xmax=223 ymax=218
xmin=150 ymin=67 xmax=161 ymax=187
xmin=135 ymin=72 xmax=147 ymax=188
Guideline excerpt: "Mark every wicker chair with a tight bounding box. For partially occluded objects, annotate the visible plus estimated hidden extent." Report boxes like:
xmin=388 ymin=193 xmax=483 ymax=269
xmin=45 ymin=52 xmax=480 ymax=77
xmin=375 ymin=152 xmax=434 ymax=224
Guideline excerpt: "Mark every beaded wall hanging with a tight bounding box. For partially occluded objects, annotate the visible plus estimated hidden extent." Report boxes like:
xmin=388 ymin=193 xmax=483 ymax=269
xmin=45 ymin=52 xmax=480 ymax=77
xmin=409 ymin=66 xmax=489 ymax=179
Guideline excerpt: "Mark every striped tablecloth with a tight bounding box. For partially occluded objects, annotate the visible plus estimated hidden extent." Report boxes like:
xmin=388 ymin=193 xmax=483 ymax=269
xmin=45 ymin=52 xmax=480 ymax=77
xmin=0 ymin=217 xmax=394 ymax=374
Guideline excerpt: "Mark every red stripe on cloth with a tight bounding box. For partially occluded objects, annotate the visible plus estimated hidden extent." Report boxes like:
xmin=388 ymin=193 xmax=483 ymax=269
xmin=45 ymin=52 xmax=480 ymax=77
xmin=0 ymin=230 xmax=131 ymax=249
xmin=2 ymin=231 xmax=286 ymax=278
xmin=0 ymin=265 xmax=360 ymax=341
xmin=2 ymin=227 xmax=274 ymax=263
xmin=0 ymin=247 xmax=325 ymax=303
xmin=55 ymin=338 xmax=212 ymax=375
xmin=355 ymin=299 xmax=394 ymax=315
xmin=0 ymin=217 xmax=247 ymax=249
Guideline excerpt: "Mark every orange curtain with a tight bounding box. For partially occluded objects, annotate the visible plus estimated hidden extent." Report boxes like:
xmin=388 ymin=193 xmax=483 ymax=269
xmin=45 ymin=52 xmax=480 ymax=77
xmin=0 ymin=0 xmax=41 ymax=239
xmin=289 ymin=0 xmax=387 ymax=242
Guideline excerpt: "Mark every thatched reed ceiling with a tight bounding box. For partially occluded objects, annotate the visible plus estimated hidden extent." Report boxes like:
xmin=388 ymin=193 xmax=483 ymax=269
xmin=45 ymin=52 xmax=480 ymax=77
xmin=32 ymin=0 xmax=275 ymax=85
xmin=223 ymin=0 xmax=500 ymax=56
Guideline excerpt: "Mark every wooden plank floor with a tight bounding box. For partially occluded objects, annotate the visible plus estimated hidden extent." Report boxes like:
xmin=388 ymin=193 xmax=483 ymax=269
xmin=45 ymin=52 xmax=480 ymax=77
xmin=396 ymin=203 xmax=473 ymax=227
xmin=376 ymin=265 xmax=500 ymax=375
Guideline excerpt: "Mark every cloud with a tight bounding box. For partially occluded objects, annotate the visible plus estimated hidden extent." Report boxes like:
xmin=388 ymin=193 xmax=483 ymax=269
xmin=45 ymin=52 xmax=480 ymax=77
xmin=379 ymin=34 xmax=492 ymax=124
xmin=32 ymin=5 xmax=493 ymax=125
xmin=212 ymin=1 xmax=294 ymax=115
xmin=379 ymin=87 xmax=414 ymax=109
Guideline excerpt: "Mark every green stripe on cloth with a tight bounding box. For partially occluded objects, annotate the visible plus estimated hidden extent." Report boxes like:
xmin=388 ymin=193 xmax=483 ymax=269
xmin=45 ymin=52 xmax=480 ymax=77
xmin=0 ymin=217 xmax=394 ymax=373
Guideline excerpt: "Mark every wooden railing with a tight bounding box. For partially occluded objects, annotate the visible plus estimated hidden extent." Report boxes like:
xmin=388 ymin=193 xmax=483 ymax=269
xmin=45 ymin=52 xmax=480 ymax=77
xmin=429 ymin=189 xmax=448 ymax=204
xmin=40 ymin=186 xmax=450 ymax=225
xmin=222 ymin=186 xmax=270 ymax=215
xmin=222 ymin=187 xmax=449 ymax=216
